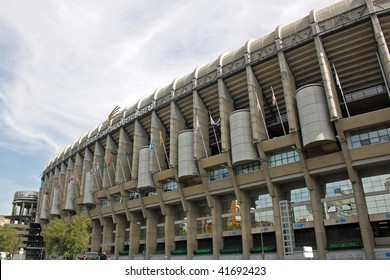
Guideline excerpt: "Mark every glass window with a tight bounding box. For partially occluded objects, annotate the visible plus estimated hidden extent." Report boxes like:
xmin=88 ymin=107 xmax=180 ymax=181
xmin=113 ymin=195 xmax=123 ymax=204
xmin=362 ymin=174 xmax=390 ymax=215
xmin=100 ymin=199 xmax=109 ymax=208
xmin=209 ymin=166 xmax=230 ymax=181
xmin=324 ymin=179 xmax=353 ymax=198
xmin=251 ymin=210 xmax=275 ymax=227
xmin=236 ymin=161 xmax=262 ymax=175
xmin=251 ymin=194 xmax=272 ymax=209
xmin=163 ymin=180 xmax=178 ymax=192
xmin=289 ymin=188 xmax=310 ymax=203
xmin=269 ymin=149 xmax=299 ymax=167
xmin=350 ymin=126 xmax=390 ymax=148
xmin=128 ymin=191 xmax=140 ymax=200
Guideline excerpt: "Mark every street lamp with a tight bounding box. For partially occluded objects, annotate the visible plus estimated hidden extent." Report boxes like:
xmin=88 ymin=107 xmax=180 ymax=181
xmin=251 ymin=207 xmax=265 ymax=260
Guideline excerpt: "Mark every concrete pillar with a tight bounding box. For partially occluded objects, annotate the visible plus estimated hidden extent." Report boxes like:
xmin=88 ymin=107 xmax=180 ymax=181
xmin=145 ymin=209 xmax=158 ymax=259
xmin=240 ymin=191 xmax=253 ymax=260
xmin=212 ymin=196 xmax=223 ymax=260
xmin=309 ymin=179 xmax=327 ymax=259
xmin=218 ymin=78 xmax=235 ymax=152
xmin=102 ymin=217 xmax=114 ymax=253
xmin=193 ymin=91 xmax=210 ymax=159
xmin=129 ymin=212 xmax=141 ymax=260
xmin=80 ymin=149 xmax=93 ymax=199
xmin=271 ymin=185 xmax=284 ymax=259
xmin=334 ymin=122 xmax=376 ymax=259
xmin=92 ymin=142 xmax=105 ymax=190
xmin=310 ymin=11 xmax=342 ymax=120
xmin=132 ymin=120 xmax=149 ymax=179
xmin=246 ymin=65 xmax=268 ymax=141
xmin=150 ymin=111 xmax=167 ymax=171
xmin=165 ymin=205 xmax=175 ymax=259
xmin=186 ymin=201 xmax=197 ymax=260
xmin=102 ymin=135 xmax=117 ymax=189
xmin=116 ymin=128 xmax=133 ymax=184
xmin=170 ymin=102 xmax=186 ymax=167
xmin=114 ymin=215 xmax=127 ymax=259
xmin=91 ymin=219 xmax=103 ymax=252
xmin=368 ymin=10 xmax=390 ymax=99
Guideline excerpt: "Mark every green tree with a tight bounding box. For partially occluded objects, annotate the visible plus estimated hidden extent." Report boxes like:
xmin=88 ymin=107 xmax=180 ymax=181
xmin=0 ymin=226 xmax=20 ymax=256
xmin=42 ymin=215 xmax=91 ymax=259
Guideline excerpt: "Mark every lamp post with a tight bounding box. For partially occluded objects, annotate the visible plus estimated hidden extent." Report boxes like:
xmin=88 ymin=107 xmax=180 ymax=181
xmin=260 ymin=230 xmax=265 ymax=260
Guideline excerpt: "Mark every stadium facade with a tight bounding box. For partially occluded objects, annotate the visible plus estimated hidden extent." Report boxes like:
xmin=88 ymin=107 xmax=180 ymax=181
xmin=37 ymin=0 xmax=390 ymax=260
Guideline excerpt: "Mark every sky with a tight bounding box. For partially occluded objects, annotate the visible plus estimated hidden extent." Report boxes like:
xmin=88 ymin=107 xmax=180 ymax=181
xmin=0 ymin=0 xmax=339 ymax=216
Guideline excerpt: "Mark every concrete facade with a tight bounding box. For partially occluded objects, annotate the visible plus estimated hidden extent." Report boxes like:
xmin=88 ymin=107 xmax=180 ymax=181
xmin=38 ymin=0 xmax=390 ymax=260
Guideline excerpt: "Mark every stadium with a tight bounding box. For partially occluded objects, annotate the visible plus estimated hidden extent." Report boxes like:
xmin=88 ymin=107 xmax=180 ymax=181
xmin=37 ymin=0 xmax=390 ymax=260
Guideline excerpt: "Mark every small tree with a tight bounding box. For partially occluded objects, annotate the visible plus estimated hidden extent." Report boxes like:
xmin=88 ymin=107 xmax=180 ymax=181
xmin=42 ymin=215 xmax=91 ymax=259
xmin=0 ymin=226 xmax=20 ymax=257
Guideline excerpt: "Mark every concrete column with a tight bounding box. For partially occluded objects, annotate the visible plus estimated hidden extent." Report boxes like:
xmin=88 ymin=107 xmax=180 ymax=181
xmin=240 ymin=191 xmax=253 ymax=260
xmin=165 ymin=205 xmax=175 ymax=259
xmin=369 ymin=11 xmax=390 ymax=98
xmin=271 ymin=185 xmax=284 ymax=260
xmin=193 ymin=91 xmax=210 ymax=159
xmin=145 ymin=209 xmax=158 ymax=259
xmin=114 ymin=215 xmax=127 ymax=259
xmin=91 ymin=219 xmax=103 ymax=252
xmin=116 ymin=128 xmax=133 ymax=184
xmin=102 ymin=135 xmax=117 ymax=189
xmin=334 ymin=122 xmax=376 ymax=259
xmin=277 ymin=51 xmax=298 ymax=132
xmin=74 ymin=153 xmax=83 ymax=198
xmin=246 ymin=65 xmax=268 ymax=141
xmin=132 ymin=120 xmax=149 ymax=179
xmin=102 ymin=217 xmax=114 ymax=254
xmin=309 ymin=179 xmax=327 ymax=259
xmin=170 ymin=102 xmax=186 ymax=167
xmin=212 ymin=196 xmax=223 ymax=260
xmin=150 ymin=111 xmax=167 ymax=171
xmin=310 ymin=11 xmax=342 ymax=120
xmin=92 ymin=142 xmax=105 ymax=191
xmin=186 ymin=201 xmax=197 ymax=260
xmin=129 ymin=212 xmax=141 ymax=260
xmin=80 ymin=149 xmax=93 ymax=200
xmin=218 ymin=79 xmax=235 ymax=152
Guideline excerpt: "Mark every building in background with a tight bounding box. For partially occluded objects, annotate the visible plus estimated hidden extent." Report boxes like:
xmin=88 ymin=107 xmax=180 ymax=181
xmin=5 ymin=191 xmax=44 ymax=260
xmin=37 ymin=0 xmax=390 ymax=260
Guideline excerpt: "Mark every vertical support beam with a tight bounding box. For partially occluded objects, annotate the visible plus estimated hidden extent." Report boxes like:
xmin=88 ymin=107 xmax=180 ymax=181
xmin=91 ymin=219 xmax=102 ymax=252
xmin=218 ymin=79 xmax=235 ymax=152
xmin=193 ymin=91 xmax=210 ymax=159
xmin=114 ymin=215 xmax=127 ymax=260
xmin=145 ymin=209 xmax=158 ymax=259
xmin=170 ymin=102 xmax=186 ymax=167
xmin=240 ymin=190 xmax=253 ymax=260
xmin=116 ymin=128 xmax=133 ymax=184
xmin=271 ymin=185 xmax=284 ymax=260
xmin=165 ymin=205 xmax=175 ymax=259
xmin=367 ymin=3 xmax=390 ymax=98
xmin=102 ymin=135 xmax=117 ymax=189
xmin=186 ymin=201 xmax=197 ymax=260
xmin=80 ymin=148 xmax=93 ymax=201
xmin=128 ymin=212 xmax=141 ymax=260
xmin=212 ymin=196 xmax=223 ymax=260
xmin=334 ymin=121 xmax=376 ymax=259
xmin=311 ymin=10 xmax=342 ymax=120
xmin=246 ymin=65 xmax=268 ymax=141
xmin=132 ymin=120 xmax=149 ymax=179
xmin=101 ymin=217 xmax=114 ymax=254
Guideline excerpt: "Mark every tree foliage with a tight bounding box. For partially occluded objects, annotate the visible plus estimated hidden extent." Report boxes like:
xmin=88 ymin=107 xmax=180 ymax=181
xmin=42 ymin=215 xmax=91 ymax=259
xmin=0 ymin=226 xmax=20 ymax=254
